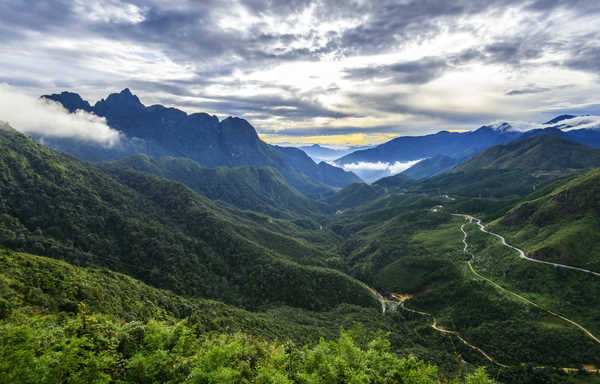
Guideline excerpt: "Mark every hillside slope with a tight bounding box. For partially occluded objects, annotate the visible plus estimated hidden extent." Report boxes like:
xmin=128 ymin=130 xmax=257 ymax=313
xmin=491 ymin=168 xmax=600 ymax=271
xmin=417 ymin=136 xmax=600 ymax=198
xmin=0 ymin=124 xmax=376 ymax=311
xmin=105 ymin=154 xmax=328 ymax=219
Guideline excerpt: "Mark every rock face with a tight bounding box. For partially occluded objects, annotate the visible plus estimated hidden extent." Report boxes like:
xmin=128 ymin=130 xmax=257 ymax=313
xmin=40 ymin=89 xmax=360 ymax=196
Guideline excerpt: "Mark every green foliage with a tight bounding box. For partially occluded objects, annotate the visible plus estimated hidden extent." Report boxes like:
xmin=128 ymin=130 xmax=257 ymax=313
xmin=0 ymin=129 xmax=376 ymax=312
xmin=0 ymin=310 xmax=496 ymax=384
xmin=105 ymin=155 xmax=329 ymax=219
xmin=492 ymin=168 xmax=600 ymax=271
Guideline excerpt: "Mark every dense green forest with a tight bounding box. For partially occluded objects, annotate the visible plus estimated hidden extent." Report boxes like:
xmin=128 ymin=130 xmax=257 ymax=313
xmin=0 ymin=127 xmax=375 ymax=311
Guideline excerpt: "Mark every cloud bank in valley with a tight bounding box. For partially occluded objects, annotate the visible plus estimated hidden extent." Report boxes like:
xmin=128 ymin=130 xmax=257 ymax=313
xmin=342 ymin=159 xmax=424 ymax=183
xmin=0 ymin=84 xmax=121 ymax=146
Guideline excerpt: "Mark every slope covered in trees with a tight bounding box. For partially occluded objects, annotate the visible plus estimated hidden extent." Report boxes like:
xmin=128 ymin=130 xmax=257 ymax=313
xmin=491 ymin=168 xmax=600 ymax=271
xmin=105 ymin=154 xmax=328 ymax=219
xmin=0 ymin=125 xmax=375 ymax=312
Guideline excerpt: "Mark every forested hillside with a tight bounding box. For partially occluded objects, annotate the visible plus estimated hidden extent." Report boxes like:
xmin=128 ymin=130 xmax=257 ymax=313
xmin=0 ymin=125 xmax=375 ymax=311
xmin=105 ymin=154 xmax=328 ymax=219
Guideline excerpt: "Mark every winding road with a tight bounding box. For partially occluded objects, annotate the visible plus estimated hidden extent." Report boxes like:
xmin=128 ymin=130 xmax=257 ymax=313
xmin=454 ymin=214 xmax=600 ymax=278
xmin=361 ymin=211 xmax=600 ymax=370
xmin=456 ymin=215 xmax=600 ymax=345
xmin=398 ymin=299 xmax=508 ymax=367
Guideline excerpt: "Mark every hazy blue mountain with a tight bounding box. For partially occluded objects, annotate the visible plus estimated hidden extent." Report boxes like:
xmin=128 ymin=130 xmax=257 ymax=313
xmin=335 ymin=124 xmax=522 ymax=165
xmin=544 ymin=114 xmax=576 ymax=125
xmin=41 ymin=89 xmax=360 ymax=196
xmin=298 ymin=144 xmax=370 ymax=162
xmin=336 ymin=117 xmax=600 ymax=169
xmin=43 ymin=91 xmax=92 ymax=113
xmin=401 ymin=155 xmax=466 ymax=179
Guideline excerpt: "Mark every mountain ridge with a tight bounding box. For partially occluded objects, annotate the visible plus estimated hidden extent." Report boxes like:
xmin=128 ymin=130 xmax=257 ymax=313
xmin=41 ymin=89 xmax=361 ymax=196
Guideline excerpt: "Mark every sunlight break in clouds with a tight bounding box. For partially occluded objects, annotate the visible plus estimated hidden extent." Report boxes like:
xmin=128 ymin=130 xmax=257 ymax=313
xmin=0 ymin=84 xmax=121 ymax=146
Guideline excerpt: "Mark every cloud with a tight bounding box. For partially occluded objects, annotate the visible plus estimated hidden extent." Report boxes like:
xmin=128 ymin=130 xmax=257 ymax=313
xmin=3 ymin=1 xmax=600 ymax=144
xmin=344 ymin=57 xmax=449 ymax=85
xmin=505 ymin=87 xmax=551 ymax=95
xmin=73 ymin=0 xmax=147 ymax=24
xmin=0 ymin=84 xmax=121 ymax=146
xmin=550 ymin=115 xmax=600 ymax=131
xmin=341 ymin=159 xmax=423 ymax=182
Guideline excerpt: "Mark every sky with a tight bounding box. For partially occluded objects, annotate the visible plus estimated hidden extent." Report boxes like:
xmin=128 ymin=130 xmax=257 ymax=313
xmin=1 ymin=0 xmax=600 ymax=146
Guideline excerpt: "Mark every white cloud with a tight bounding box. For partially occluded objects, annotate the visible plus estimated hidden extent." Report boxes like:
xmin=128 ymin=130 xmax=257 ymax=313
xmin=342 ymin=159 xmax=424 ymax=183
xmin=74 ymin=0 xmax=146 ymax=24
xmin=0 ymin=84 xmax=121 ymax=146
xmin=551 ymin=115 xmax=600 ymax=131
xmin=343 ymin=160 xmax=423 ymax=173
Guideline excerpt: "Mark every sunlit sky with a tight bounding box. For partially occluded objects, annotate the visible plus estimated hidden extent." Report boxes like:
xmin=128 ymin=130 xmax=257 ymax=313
xmin=2 ymin=0 xmax=600 ymax=145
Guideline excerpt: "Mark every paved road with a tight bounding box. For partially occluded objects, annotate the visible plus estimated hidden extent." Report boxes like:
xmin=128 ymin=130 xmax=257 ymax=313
xmin=453 ymin=214 xmax=600 ymax=277
xmin=457 ymin=219 xmax=600 ymax=344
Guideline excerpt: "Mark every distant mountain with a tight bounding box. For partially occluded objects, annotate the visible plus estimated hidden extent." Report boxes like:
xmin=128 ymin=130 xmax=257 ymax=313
xmin=336 ymin=116 xmax=600 ymax=170
xmin=456 ymin=135 xmax=600 ymax=172
xmin=272 ymin=145 xmax=361 ymax=188
xmin=416 ymin=135 xmax=600 ymax=198
xmin=40 ymin=89 xmax=359 ymax=196
xmin=105 ymin=154 xmax=328 ymax=220
xmin=336 ymin=124 xmax=522 ymax=165
xmin=544 ymin=114 xmax=576 ymax=125
xmin=401 ymin=155 xmax=466 ymax=180
xmin=298 ymin=144 xmax=370 ymax=162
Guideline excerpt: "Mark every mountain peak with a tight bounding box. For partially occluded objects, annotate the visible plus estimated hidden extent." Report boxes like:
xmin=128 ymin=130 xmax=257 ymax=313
xmin=94 ymin=88 xmax=145 ymax=115
xmin=41 ymin=91 xmax=92 ymax=113
xmin=544 ymin=114 xmax=576 ymax=125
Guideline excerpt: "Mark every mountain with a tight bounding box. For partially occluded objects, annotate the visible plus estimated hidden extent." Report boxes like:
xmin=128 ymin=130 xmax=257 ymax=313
xmin=105 ymin=154 xmax=328 ymax=219
xmin=414 ymin=135 xmax=600 ymax=198
xmin=491 ymin=168 xmax=600 ymax=272
xmin=456 ymin=135 xmax=600 ymax=172
xmin=372 ymin=173 xmax=415 ymax=189
xmin=43 ymin=91 xmax=92 ymax=112
xmin=401 ymin=155 xmax=466 ymax=179
xmin=323 ymin=183 xmax=388 ymax=211
xmin=335 ymin=116 xmax=600 ymax=172
xmin=40 ymin=89 xmax=359 ymax=196
xmin=0 ymin=125 xmax=377 ymax=311
xmin=544 ymin=114 xmax=576 ymax=125
xmin=298 ymin=144 xmax=370 ymax=162
xmin=335 ymin=124 xmax=522 ymax=165
xmin=273 ymin=145 xmax=362 ymax=188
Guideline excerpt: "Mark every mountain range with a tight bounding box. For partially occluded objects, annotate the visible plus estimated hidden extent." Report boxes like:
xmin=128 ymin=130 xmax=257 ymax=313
xmin=42 ymin=89 xmax=360 ymax=197
xmin=335 ymin=117 xmax=600 ymax=181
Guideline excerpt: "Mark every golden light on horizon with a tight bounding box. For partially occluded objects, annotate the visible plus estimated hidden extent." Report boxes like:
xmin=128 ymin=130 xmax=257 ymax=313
xmin=259 ymin=132 xmax=400 ymax=146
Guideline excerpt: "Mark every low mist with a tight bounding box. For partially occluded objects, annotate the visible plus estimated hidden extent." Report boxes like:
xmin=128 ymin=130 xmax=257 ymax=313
xmin=0 ymin=84 xmax=121 ymax=147
xmin=342 ymin=159 xmax=423 ymax=183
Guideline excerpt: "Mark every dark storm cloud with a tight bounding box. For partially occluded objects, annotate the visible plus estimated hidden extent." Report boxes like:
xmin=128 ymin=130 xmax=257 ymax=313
xmin=565 ymin=44 xmax=600 ymax=74
xmin=344 ymin=58 xmax=449 ymax=85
